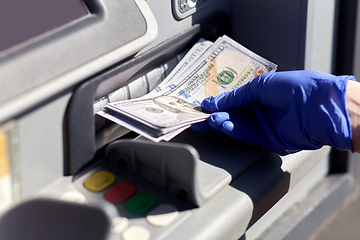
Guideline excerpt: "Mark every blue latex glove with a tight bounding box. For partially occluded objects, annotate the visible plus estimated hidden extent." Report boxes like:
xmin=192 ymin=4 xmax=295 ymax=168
xmin=192 ymin=70 xmax=354 ymax=155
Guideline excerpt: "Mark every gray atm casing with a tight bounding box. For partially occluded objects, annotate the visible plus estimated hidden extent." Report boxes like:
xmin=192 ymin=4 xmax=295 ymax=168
xmin=0 ymin=0 xmax=358 ymax=240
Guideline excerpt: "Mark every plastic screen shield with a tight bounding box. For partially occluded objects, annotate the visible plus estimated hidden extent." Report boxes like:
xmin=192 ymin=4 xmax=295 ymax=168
xmin=0 ymin=0 xmax=89 ymax=54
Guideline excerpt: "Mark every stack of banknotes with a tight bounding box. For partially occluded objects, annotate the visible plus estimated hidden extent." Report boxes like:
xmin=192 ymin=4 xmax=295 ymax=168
xmin=98 ymin=35 xmax=277 ymax=142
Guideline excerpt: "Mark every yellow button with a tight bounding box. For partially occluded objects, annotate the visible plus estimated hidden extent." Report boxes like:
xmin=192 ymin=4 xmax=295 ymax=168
xmin=84 ymin=171 xmax=115 ymax=192
xmin=0 ymin=132 xmax=10 ymax=178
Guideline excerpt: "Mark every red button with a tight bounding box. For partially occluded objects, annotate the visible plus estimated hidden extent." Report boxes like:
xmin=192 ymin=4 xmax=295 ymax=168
xmin=104 ymin=182 xmax=136 ymax=203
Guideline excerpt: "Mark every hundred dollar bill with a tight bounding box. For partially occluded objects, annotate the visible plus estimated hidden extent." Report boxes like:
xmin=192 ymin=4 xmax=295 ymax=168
xmin=101 ymin=35 xmax=277 ymax=141
xmin=97 ymin=110 xmax=190 ymax=142
xmin=106 ymin=96 xmax=209 ymax=130
xmin=102 ymin=96 xmax=209 ymax=141
xmin=144 ymin=38 xmax=213 ymax=99
xmin=159 ymin=35 xmax=277 ymax=105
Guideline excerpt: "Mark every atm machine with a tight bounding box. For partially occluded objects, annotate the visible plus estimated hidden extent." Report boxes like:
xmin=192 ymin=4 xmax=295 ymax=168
xmin=0 ymin=0 xmax=358 ymax=240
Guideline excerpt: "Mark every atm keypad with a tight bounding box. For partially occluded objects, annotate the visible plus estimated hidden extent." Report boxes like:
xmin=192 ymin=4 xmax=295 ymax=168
xmin=60 ymin=169 xmax=192 ymax=240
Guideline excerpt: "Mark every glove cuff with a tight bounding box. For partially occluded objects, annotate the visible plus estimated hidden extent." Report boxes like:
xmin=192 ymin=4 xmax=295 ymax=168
xmin=332 ymin=75 xmax=354 ymax=152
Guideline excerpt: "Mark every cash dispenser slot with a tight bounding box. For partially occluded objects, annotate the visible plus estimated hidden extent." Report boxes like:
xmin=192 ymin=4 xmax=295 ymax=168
xmin=65 ymin=12 xmax=232 ymax=175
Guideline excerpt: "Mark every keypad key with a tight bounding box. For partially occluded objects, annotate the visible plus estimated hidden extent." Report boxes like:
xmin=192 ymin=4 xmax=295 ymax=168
xmin=110 ymin=217 xmax=129 ymax=234
xmin=146 ymin=204 xmax=179 ymax=227
xmin=84 ymin=171 xmax=115 ymax=192
xmin=104 ymin=182 xmax=136 ymax=203
xmin=122 ymin=225 xmax=150 ymax=240
xmin=125 ymin=193 xmax=157 ymax=215
xmin=60 ymin=191 xmax=86 ymax=204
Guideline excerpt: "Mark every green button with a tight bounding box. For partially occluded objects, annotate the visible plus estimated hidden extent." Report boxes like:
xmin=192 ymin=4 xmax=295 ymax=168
xmin=125 ymin=193 xmax=157 ymax=215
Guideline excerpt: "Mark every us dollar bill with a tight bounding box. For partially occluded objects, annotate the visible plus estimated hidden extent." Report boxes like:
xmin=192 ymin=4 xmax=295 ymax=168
xmin=101 ymin=35 xmax=277 ymax=141
xmin=106 ymin=96 xmax=209 ymax=130
xmin=156 ymin=35 xmax=277 ymax=105
xmin=143 ymin=38 xmax=213 ymax=99
xmin=102 ymin=95 xmax=209 ymax=142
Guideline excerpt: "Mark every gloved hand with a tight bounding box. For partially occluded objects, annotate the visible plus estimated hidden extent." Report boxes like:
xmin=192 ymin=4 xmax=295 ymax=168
xmin=192 ymin=70 xmax=354 ymax=155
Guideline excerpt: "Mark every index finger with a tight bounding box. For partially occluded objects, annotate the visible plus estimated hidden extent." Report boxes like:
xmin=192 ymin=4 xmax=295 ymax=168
xmin=201 ymin=78 xmax=256 ymax=113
